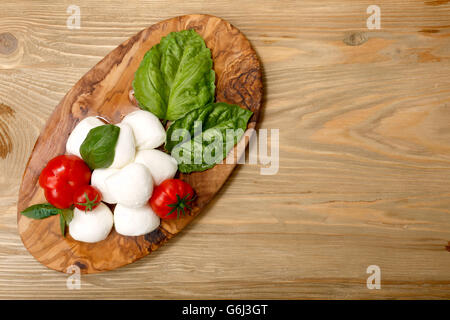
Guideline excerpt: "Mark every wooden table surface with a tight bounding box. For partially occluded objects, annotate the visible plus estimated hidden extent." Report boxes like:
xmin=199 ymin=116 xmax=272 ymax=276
xmin=1 ymin=0 xmax=450 ymax=299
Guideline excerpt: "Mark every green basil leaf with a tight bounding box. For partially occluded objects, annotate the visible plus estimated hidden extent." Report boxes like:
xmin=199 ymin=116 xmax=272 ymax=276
xmin=166 ymin=102 xmax=253 ymax=173
xmin=21 ymin=203 xmax=61 ymax=219
xmin=62 ymin=209 xmax=74 ymax=226
xmin=80 ymin=124 xmax=120 ymax=169
xmin=59 ymin=214 xmax=66 ymax=237
xmin=132 ymin=29 xmax=215 ymax=121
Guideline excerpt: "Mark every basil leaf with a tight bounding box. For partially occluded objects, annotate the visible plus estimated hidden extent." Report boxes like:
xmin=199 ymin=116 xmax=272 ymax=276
xmin=80 ymin=124 xmax=120 ymax=169
xmin=59 ymin=214 xmax=66 ymax=237
xmin=166 ymin=103 xmax=253 ymax=173
xmin=62 ymin=209 xmax=74 ymax=226
xmin=21 ymin=203 xmax=61 ymax=219
xmin=132 ymin=29 xmax=215 ymax=121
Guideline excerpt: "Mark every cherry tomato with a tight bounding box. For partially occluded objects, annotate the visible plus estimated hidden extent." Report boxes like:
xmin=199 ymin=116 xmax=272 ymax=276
xmin=39 ymin=155 xmax=92 ymax=208
xmin=149 ymin=179 xmax=195 ymax=219
xmin=44 ymin=182 xmax=74 ymax=209
xmin=73 ymin=185 xmax=102 ymax=212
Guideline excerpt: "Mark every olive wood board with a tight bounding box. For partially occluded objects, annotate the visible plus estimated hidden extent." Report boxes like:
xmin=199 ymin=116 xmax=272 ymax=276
xmin=16 ymin=14 xmax=263 ymax=274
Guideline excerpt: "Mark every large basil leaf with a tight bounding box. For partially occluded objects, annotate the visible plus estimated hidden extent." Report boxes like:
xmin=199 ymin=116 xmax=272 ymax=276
xmin=166 ymin=103 xmax=253 ymax=173
xmin=21 ymin=203 xmax=61 ymax=219
xmin=80 ymin=124 xmax=120 ymax=169
xmin=132 ymin=29 xmax=215 ymax=121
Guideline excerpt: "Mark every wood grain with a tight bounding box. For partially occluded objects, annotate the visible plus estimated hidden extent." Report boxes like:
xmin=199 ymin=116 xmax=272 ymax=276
xmin=1 ymin=0 xmax=450 ymax=298
xmin=16 ymin=14 xmax=262 ymax=274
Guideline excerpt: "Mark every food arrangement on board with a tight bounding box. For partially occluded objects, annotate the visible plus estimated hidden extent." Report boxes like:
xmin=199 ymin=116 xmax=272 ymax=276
xmin=20 ymin=29 xmax=252 ymax=244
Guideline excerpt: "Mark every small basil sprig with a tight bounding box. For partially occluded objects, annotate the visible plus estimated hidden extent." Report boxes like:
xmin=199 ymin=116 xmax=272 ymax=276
xmin=80 ymin=124 xmax=120 ymax=169
xmin=59 ymin=214 xmax=66 ymax=237
xmin=21 ymin=203 xmax=73 ymax=237
xmin=59 ymin=208 xmax=74 ymax=237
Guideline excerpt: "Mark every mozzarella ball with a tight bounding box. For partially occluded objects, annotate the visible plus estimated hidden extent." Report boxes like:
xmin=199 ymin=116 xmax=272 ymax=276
xmin=134 ymin=149 xmax=178 ymax=186
xmin=105 ymin=163 xmax=153 ymax=208
xmin=91 ymin=167 xmax=120 ymax=204
xmin=122 ymin=110 xmax=166 ymax=150
xmin=68 ymin=203 xmax=114 ymax=243
xmin=109 ymin=123 xmax=135 ymax=169
xmin=114 ymin=204 xmax=160 ymax=236
xmin=66 ymin=116 xmax=104 ymax=158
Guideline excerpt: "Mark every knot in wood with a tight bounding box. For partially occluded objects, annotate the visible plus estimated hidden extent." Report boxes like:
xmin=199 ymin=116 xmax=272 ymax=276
xmin=343 ymin=32 xmax=368 ymax=46
xmin=0 ymin=32 xmax=18 ymax=55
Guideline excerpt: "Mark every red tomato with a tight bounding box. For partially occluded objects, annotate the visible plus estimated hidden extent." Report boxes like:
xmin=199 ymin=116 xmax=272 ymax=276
xmin=73 ymin=185 xmax=102 ymax=212
xmin=44 ymin=182 xmax=74 ymax=209
xmin=149 ymin=179 xmax=195 ymax=219
xmin=39 ymin=155 xmax=91 ymax=208
xmin=39 ymin=155 xmax=91 ymax=191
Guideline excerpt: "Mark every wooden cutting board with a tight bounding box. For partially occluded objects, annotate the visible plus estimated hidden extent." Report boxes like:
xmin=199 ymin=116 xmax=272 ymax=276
xmin=16 ymin=14 xmax=262 ymax=274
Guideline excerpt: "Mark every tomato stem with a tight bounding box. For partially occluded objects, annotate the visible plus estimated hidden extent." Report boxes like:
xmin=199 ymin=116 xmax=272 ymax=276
xmin=76 ymin=193 xmax=98 ymax=212
xmin=165 ymin=193 xmax=195 ymax=218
